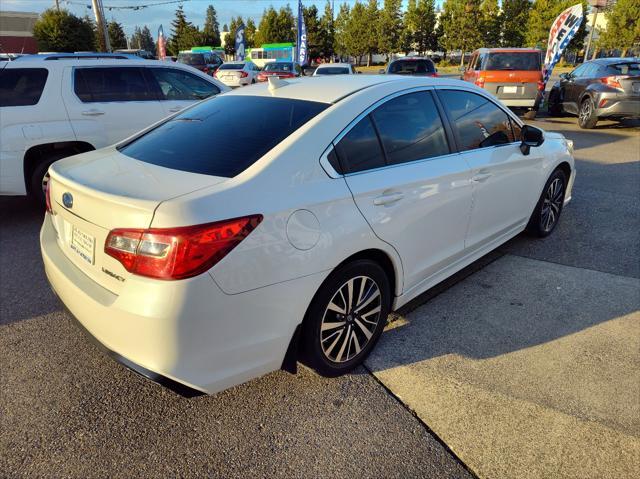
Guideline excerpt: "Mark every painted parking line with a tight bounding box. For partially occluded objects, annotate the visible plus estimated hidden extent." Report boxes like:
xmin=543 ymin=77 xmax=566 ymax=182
xmin=367 ymin=254 xmax=640 ymax=479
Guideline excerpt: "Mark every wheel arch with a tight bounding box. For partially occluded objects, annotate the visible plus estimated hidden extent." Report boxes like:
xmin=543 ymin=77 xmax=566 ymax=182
xmin=280 ymin=247 xmax=400 ymax=373
xmin=23 ymin=141 xmax=95 ymax=194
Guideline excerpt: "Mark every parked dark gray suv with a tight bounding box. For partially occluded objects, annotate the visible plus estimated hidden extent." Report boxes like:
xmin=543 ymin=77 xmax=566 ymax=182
xmin=547 ymin=58 xmax=640 ymax=128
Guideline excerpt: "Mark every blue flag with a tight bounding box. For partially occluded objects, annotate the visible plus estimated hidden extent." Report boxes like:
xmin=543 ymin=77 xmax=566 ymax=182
xmin=297 ymin=0 xmax=308 ymax=66
xmin=235 ymin=23 xmax=245 ymax=61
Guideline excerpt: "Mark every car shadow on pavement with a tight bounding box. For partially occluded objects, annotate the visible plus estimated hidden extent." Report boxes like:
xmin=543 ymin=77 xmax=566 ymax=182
xmin=0 ymin=197 xmax=62 ymax=325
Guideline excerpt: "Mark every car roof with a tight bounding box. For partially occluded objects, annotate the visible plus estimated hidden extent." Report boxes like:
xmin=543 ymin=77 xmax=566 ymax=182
xmin=7 ymin=55 xmax=176 ymax=68
xmin=475 ymin=48 xmax=541 ymax=53
xmin=392 ymin=57 xmax=433 ymax=61
xmin=591 ymin=57 xmax=640 ymax=64
xmin=316 ymin=63 xmax=352 ymax=68
xmin=226 ymin=75 xmax=469 ymax=104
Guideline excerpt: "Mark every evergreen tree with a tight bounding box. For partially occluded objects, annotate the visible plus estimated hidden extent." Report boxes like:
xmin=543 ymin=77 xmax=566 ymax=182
xmin=256 ymin=6 xmax=278 ymax=45
xmin=440 ymin=0 xmax=484 ymax=66
xmin=201 ymin=5 xmax=221 ymax=47
xmin=168 ymin=5 xmax=200 ymax=55
xmin=526 ymin=0 xmax=588 ymax=53
xmin=344 ymin=1 xmax=370 ymax=64
xmin=480 ymin=0 xmax=502 ymax=47
xmin=33 ymin=8 xmax=95 ymax=52
xmin=222 ymin=24 xmax=229 ymax=33
xmin=107 ymin=20 xmax=127 ymax=50
xmin=224 ymin=16 xmax=244 ymax=56
xmin=364 ymin=0 xmax=380 ymax=65
xmin=334 ymin=3 xmax=351 ymax=58
xmin=276 ymin=5 xmax=296 ymax=43
xmin=317 ymin=0 xmax=335 ymax=60
xmin=377 ymin=0 xmax=403 ymax=59
xmin=303 ymin=5 xmax=321 ymax=60
xmin=501 ymin=0 xmax=531 ymax=47
xmin=400 ymin=0 xmax=418 ymax=54
xmin=599 ymin=0 xmax=640 ymax=56
xmin=140 ymin=26 xmax=156 ymax=55
xmin=245 ymin=18 xmax=257 ymax=48
xmin=401 ymin=0 xmax=437 ymax=55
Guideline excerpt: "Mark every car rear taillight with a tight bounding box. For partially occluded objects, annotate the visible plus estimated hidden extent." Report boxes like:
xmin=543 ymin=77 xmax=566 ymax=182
xmin=240 ymin=71 xmax=249 ymax=78
xmin=475 ymin=76 xmax=485 ymax=88
xmin=105 ymin=215 xmax=262 ymax=280
xmin=537 ymin=81 xmax=545 ymax=91
xmin=601 ymin=75 xmax=627 ymax=89
xmin=203 ymin=67 xmax=210 ymax=74
xmin=45 ymin=179 xmax=53 ymax=214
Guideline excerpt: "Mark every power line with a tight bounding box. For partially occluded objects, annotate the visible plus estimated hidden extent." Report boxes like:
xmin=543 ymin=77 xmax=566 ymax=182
xmin=63 ymin=0 xmax=190 ymax=11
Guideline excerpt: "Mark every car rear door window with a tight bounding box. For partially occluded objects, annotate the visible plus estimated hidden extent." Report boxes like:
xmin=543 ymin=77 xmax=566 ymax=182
xmin=371 ymin=91 xmax=449 ymax=166
xmin=0 ymin=68 xmax=48 ymax=107
xmin=438 ymin=90 xmax=516 ymax=151
xmin=148 ymin=68 xmax=219 ymax=101
xmin=74 ymin=67 xmax=155 ymax=102
xmin=119 ymin=95 xmax=329 ymax=178
xmin=334 ymin=115 xmax=386 ymax=174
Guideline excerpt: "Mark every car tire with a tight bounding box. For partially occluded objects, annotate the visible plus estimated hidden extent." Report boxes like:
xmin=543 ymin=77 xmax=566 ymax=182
xmin=29 ymin=152 xmax=70 ymax=206
xmin=578 ymin=97 xmax=598 ymax=129
xmin=301 ymin=260 xmax=391 ymax=377
xmin=526 ymin=168 xmax=567 ymax=238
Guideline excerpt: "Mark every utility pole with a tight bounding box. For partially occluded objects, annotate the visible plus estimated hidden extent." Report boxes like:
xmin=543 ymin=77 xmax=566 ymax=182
xmin=584 ymin=0 xmax=606 ymax=62
xmin=92 ymin=0 xmax=111 ymax=52
xmin=55 ymin=0 xmax=60 ymax=11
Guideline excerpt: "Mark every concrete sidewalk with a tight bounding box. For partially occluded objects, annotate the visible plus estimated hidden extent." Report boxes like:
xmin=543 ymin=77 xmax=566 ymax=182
xmin=366 ymin=255 xmax=640 ymax=479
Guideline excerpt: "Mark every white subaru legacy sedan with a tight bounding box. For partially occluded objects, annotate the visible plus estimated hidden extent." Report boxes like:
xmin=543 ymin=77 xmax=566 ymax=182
xmin=41 ymin=76 xmax=575 ymax=396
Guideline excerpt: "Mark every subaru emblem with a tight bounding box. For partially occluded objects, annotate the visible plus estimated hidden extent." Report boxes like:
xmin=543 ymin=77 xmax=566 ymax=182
xmin=62 ymin=192 xmax=73 ymax=209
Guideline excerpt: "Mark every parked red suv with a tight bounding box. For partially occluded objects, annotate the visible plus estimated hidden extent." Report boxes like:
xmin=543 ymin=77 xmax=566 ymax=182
xmin=257 ymin=62 xmax=303 ymax=82
xmin=463 ymin=48 xmax=544 ymax=111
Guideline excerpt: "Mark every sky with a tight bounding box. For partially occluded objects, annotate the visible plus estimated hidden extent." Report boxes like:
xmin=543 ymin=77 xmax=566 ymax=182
xmin=1 ymin=0 xmax=438 ymax=38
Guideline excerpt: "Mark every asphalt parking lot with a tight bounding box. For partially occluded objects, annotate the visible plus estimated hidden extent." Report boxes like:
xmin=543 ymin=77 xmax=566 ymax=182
xmin=1 ymin=111 xmax=639 ymax=478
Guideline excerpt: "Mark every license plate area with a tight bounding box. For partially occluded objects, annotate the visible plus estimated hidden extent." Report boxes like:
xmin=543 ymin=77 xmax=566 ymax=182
xmin=503 ymin=86 xmax=518 ymax=94
xmin=632 ymin=82 xmax=639 ymax=93
xmin=70 ymin=225 xmax=95 ymax=265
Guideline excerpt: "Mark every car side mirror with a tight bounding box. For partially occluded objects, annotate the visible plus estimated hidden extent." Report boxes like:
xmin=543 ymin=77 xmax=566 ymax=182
xmin=520 ymin=125 xmax=544 ymax=155
xmin=378 ymin=69 xmax=385 ymax=74
xmin=559 ymin=72 xmax=569 ymax=80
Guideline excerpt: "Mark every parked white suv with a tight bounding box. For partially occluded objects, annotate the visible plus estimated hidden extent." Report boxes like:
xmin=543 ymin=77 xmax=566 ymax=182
xmin=0 ymin=53 xmax=228 ymax=203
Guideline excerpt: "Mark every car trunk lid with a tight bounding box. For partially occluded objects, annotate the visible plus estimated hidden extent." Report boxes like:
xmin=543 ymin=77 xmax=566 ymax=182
xmin=47 ymin=147 xmax=228 ymax=293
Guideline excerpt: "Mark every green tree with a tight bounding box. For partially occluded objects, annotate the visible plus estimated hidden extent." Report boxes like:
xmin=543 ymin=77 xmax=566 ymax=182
xmin=364 ymin=0 xmax=380 ymax=65
xmin=334 ymin=3 xmax=351 ymax=58
xmin=501 ymin=0 xmax=531 ymax=47
xmin=201 ymin=5 xmax=221 ymax=47
xmin=599 ymin=0 xmax=640 ymax=56
xmin=107 ymin=20 xmax=127 ymax=50
xmin=224 ymin=16 xmax=244 ymax=56
xmin=378 ymin=0 xmax=403 ymax=59
xmin=256 ymin=6 xmax=278 ymax=45
xmin=33 ymin=8 xmax=95 ymax=52
xmin=440 ymin=0 xmax=484 ymax=66
xmin=167 ymin=5 xmax=200 ymax=55
xmin=140 ymin=26 xmax=156 ymax=55
xmin=317 ymin=0 xmax=335 ymax=60
xmin=401 ymin=0 xmax=437 ymax=55
xmin=526 ymin=0 xmax=588 ymax=53
xmin=276 ymin=5 xmax=296 ymax=43
xmin=344 ymin=1 xmax=370 ymax=64
xmin=245 ymin=18 xmax=257 ymax=49
xmin=480 ymin=0 xmax=502 ymax=47
xmin=303 ymin=5 xmax=321 ymax=60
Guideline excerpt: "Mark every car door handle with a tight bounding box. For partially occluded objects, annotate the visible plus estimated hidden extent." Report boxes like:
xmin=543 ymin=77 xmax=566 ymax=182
xmin=168 ymin=106 xmax=182 ymax=112
xmin=472 ymin=173 xmax=492 ymax=183
xmin=81 ymin=109 xmax=105 ymax=116
xmin=373 ymin=192 xmax=404 ymax=206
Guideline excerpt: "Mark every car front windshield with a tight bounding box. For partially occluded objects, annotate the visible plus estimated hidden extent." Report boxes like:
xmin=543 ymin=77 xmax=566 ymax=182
xmin=316 ymin=67 xmax=349 ymax=75
xmin=484 ymin=52 xmax=540 ymax=71
xmin=264 ymin=63 xmax=293 ymax=72
xmin=119 ymin=96 xmax=329 ymax=178
xmin=177 ymin=53 xmax=205 ymax=66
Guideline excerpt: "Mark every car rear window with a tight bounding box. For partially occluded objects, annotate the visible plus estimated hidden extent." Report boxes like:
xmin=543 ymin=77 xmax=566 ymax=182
xmin=219 ymin=63 xmax=244 ymax=70
xmin=178 ymin=53 xmax=205 ymax=66
xmin=119 ymin=95 xmax=329 ymax=178
xmin=604 ymin=62 xmax=640 ymax=76
xmin=484 ymin=52 xmax=541 ymax=71
xmin=264 ymin=63 xmax=293 ymax=72
xmin=388 ymin=59 xmax=435 ymax=75
xmin=0 ymin=68 xmax=48 ymax=107
xmin=316 ymin=67 xmax=350 ymax=75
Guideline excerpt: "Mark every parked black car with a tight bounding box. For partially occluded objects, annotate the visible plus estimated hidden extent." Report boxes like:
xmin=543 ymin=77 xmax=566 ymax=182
xmin=379 ymin=57 xmax=438 ymax=77
xmin=547 ymin=57 xmax=640 ymax=129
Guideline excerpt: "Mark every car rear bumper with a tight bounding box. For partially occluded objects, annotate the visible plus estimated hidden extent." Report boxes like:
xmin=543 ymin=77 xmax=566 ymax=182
xmin=41 ymin=213 xmax=318 ymax=395
xmin=595 ymin=97 xmax=640 ymax=118
xmin=220 ymin=77 xmax=250 ymax=87
xmin=500 ymin=98 xmax=537 ymax=107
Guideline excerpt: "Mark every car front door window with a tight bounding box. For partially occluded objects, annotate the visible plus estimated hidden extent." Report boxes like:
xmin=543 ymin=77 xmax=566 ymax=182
xmin=149 ymin=68 xmax=219 ymax=101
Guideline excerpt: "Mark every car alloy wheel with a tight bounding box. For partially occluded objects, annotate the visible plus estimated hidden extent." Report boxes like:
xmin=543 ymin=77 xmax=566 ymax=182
xmin=541 ymin=177 xmax=564 ymax=233
xmin=578 ymin=98 xmax=598 ymax=129
xmin=320 ymin=275 xmax=382 ymax=363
